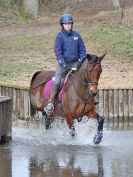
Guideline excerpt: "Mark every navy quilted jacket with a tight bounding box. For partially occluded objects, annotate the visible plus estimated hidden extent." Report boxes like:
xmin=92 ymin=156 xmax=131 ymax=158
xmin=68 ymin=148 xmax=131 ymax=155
xmin=54 ymin=30 xmax=86 ymax=66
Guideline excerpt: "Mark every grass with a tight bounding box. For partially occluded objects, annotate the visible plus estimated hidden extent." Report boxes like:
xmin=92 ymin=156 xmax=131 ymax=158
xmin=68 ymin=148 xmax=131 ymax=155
xmin=0 ymin=20 xmax=133 ymax=88
xmin=0 ymin=31 xmax=57 ymax=87
xmin=81 ymin=22 xmax=133 ymax=60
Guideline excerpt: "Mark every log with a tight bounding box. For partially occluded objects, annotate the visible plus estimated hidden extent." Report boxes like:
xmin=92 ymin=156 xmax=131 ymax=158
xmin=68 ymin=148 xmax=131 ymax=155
xmin=0 ymin=96 xmax=12 ymax=143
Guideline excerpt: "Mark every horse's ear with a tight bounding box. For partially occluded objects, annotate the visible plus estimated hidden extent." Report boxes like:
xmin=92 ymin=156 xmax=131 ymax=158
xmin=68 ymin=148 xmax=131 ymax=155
xmin=99 ymin=52 xmax=107 ymax=61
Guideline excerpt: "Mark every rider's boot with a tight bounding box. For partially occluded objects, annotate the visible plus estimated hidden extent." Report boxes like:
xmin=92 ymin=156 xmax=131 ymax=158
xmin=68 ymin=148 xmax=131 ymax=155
xmin=44 ymin=89 xmax=57 ymax=115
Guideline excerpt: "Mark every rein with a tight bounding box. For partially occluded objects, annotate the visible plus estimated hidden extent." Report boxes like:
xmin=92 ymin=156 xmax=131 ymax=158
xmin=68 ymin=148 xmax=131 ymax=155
xmin=70 ymin=60 xmax=100 ymax=91
xmin=70 ymin=59 xmax=101 ymax=122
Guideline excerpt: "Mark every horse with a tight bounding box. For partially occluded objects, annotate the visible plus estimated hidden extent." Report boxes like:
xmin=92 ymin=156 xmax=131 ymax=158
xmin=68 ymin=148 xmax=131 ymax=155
xmin=29 ymin=53 xmax=106 ymax=144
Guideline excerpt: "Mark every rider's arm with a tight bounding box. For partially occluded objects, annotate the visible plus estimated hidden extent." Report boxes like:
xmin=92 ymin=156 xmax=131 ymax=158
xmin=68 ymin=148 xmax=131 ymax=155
xmin=78 ymin=34 xmax=87 ymax=62
xmin=54 ymin=33 xmax=66 ymax=67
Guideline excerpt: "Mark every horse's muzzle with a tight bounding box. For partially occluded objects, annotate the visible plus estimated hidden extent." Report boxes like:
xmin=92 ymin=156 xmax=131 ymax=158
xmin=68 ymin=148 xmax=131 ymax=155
xmin=88 ymin=90 xmax=97 ymax=97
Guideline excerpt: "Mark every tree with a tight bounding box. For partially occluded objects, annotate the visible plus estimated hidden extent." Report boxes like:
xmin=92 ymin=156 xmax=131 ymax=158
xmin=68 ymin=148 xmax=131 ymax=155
xmin=22 ymin=0 xmax=39 ymax=19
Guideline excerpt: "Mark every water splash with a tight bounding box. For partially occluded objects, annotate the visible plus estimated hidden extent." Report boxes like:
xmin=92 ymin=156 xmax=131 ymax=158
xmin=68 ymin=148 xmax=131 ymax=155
xmin=12 ymin=118 xmax=100 ymax=146
xmin=12 ymin=118 xmax=133 ymax=149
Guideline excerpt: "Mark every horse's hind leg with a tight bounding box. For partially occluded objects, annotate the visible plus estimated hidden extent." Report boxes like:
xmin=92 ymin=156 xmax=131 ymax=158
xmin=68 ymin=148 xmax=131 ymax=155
xmin=64 ymin=112 xmax=75 ymax=136
xmin=94 ymin=114 xmax=105 ymax=144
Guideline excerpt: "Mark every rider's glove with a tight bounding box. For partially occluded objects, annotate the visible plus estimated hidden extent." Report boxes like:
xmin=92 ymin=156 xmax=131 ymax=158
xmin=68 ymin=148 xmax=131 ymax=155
xmin=63 ymin=64 xmax=71 ymax=71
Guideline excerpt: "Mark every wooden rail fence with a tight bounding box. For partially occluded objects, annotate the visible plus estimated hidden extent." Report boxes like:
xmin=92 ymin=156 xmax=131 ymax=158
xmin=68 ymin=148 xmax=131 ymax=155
xmin=0 ymin=96 xmax=12 ymax=143
xmin=0 ymin=86 xmax=133 ymax=121
xmin=0 ymin=86 xmax=30 ymax=119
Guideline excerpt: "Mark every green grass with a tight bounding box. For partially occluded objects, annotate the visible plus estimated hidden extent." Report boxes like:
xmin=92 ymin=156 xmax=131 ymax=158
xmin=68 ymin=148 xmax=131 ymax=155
xmin=0 ymin=31 xmax=57 ymax=87
xmin=81 ymin=22 xmax=133 ymax=60
xmin=0 ymin=33 xmax=55 ymax=53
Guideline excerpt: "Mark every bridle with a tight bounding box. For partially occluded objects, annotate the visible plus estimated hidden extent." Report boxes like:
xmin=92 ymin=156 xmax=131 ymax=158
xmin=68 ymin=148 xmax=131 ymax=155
xmin=84 ymin=59 xmax=101 ymax=91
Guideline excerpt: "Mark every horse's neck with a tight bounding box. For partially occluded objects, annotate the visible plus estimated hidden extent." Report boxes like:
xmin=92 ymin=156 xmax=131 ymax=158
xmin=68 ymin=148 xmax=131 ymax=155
xmin=76 ymin=59 xmax=87 ymax=81
xmin=71 ymin=60 xmax=88 ymax=94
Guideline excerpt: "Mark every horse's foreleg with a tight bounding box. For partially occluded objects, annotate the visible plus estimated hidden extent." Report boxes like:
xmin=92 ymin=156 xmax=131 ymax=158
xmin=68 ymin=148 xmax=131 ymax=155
xmin=94 ymin=114 xmax=105 ymax=144
xmin=64 ymin=112 xmax=75 ymax=136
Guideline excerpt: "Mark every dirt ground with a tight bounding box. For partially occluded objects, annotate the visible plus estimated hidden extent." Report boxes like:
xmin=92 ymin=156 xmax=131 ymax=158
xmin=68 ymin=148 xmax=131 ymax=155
xmin=0 ymin=11 xmax=133 ymax=89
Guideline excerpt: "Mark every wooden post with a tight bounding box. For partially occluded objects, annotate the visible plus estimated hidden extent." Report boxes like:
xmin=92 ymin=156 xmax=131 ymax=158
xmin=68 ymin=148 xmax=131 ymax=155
xmin=98 ymin=89 xmax=104 ymax=115
xmin=109 ymin=90 xmax=114 ymax=118
xmin=121 ymin=0 xmax=125 ymax=19
xmin=0 ymin=96 xmax=12 ymax=143
xmin=20 ymin=89 xmax=24 ymax=118
xmin=104 ymin=89 xmax=109 ymax=118
xmin=123 ymin=89 xmax=129 ymax=120
xmin=24 ymin=90 xmax=30 ymax=119
xmin=114 ymin=89 xmax=119 ymax=129
xmin=108 ymin=90 xmax=114 ymax=129
xmin=119 ymin=89 xmax=124 ymax=129
xmin=128 ymin=89 xmax=133 ymax=119
xmin=119 ymin=89 xmax=124 ymax=119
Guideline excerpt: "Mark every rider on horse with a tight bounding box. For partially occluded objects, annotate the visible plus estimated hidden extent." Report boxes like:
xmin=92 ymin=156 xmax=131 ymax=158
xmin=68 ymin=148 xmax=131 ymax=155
xmin=45 ymin=13 xmax=87 ymax=112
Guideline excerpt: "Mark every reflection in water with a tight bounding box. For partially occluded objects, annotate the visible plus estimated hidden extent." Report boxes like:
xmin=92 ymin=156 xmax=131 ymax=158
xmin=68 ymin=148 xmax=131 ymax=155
xmin=29 ymin=147 xmax=104 ymax=177
xmin=0 ymin=121 xmax=133 ymax=177
xmin=0 ymin=146 xmax=11 ymax=177
xmin=12 ymin=154 xmax=29 ymax=177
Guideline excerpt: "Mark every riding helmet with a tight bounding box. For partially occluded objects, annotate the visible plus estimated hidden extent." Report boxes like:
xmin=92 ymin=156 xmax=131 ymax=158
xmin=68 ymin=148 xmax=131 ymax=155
xmin=60 ymin=14 xmax=74 ymax=26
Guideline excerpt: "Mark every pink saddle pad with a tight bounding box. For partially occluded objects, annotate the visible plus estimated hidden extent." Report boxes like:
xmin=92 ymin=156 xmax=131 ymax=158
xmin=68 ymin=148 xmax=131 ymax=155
xmin=43 ymin=80 xmax=64 ymax=101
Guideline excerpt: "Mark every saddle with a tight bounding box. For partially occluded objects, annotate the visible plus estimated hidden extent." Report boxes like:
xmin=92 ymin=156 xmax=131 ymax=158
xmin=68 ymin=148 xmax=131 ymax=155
xmin=43 ymin=70 xmax=73 ymax=101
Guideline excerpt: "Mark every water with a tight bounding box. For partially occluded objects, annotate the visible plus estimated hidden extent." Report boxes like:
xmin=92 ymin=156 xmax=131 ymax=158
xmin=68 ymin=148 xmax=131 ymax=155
xmin=0 ymin=119 xmax=133 ymax=177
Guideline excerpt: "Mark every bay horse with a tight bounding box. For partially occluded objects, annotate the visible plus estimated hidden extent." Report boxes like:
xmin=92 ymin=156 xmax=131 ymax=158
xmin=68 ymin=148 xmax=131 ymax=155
xmin=29 ymin=53 xmax=106 ymax=144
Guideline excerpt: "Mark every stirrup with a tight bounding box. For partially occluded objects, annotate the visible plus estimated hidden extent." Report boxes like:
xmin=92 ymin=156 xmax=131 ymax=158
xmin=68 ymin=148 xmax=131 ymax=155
xmin=44 ymin=102 xmax=54 ymax=116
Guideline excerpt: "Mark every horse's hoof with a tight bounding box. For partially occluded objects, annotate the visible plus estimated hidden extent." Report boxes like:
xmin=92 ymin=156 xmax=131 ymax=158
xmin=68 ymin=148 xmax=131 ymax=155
xmin=70 ymin=130 xmax=76 ymax=137
xmin=45 ymin=122 xmax=51 ymax=130
xmin=93 ymin=131 xmax=103 ymax=144
xmin=93 ymin=136 xmax=102 ymax=144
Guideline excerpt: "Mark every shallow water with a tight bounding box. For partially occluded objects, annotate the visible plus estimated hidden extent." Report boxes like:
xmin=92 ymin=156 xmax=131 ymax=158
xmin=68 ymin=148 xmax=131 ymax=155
xmin=0 ymin=119 xmax=133 ymax=177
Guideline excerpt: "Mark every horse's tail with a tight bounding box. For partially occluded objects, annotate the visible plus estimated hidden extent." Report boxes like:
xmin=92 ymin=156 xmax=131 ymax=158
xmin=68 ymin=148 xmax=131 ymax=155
xmin=30 ymin=71 xmax=42 ymax=117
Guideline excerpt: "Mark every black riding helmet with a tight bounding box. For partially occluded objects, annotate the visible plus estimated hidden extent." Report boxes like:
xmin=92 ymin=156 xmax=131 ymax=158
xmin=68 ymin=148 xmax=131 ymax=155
xmin=60 ymin=14 xmax=74 ymax=28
